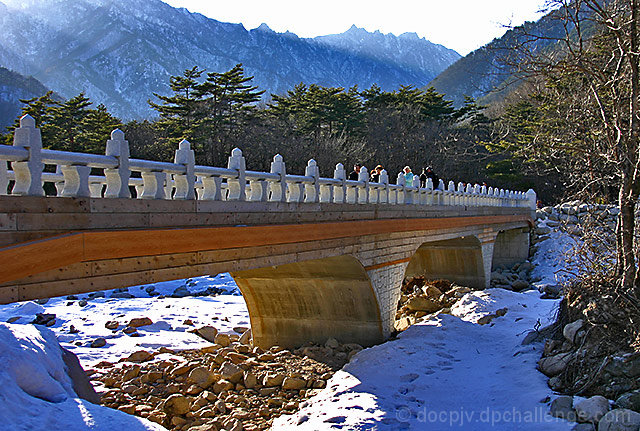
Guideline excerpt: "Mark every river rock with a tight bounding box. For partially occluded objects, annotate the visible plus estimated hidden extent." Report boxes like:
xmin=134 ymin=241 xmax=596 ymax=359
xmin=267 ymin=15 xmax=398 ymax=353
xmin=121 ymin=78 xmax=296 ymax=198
xmin=615 ymin=390 xmax=640 ymax=412
xmin=91 ymin=337 xmax=106 ymax=348
xmin=127 ymin=350 xmax=152 ymax=363
xmin=282 ymin=377 xmax=306 ymax=390
xmin=550 ymin=396 xmax=577 ymax=421
xmin=105 ymin=320 xmax=119 ymax=330
xmin=539 ymin=352 xmax=573 ymax=377
xmin=238 ymin=328 xmax=252 ymax=346
xmin=263 ymin=373 xmax=285 ymax=387
xmin=128 ymin=317 xmax=153 ymax=328
xmin=564 ymin=320 xmax=584 ymax=344
xmin=406 ymin=297 xmax=441 ymax=313
xmin=214 ymin=333 xmax=231 ymax=347
xmin=163 ymin=394 xmax=190 ymax=416
xmin=188 ymin=366 xmax=216 ymax=388
xmin=575 ymin=395 xmax=610 ymax=423
xmin=196 ymin=326 xmax=218 ymax=342
xmin=218 ymin=361 xmax=243 ymax=383
xmin=598 ymin=409 xmax=640 ymax=431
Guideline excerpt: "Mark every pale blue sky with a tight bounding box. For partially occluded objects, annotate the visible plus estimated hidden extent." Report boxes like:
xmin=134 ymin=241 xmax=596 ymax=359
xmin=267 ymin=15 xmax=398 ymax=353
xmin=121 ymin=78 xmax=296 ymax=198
xmin=163 ymin=0 xmax=553 ymax=55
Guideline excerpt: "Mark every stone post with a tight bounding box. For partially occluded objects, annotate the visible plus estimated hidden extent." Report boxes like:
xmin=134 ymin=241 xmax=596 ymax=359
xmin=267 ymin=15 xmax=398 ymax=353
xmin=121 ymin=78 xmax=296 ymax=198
xmin=226 ymin=147 xmax=246 ymax=201
xmin=173 ymin=139 xmax=196 ymax=200
xmin=304 ymin=159 xmax=320 ymax=203
xmin=12 ymin=115 xmax=44 ymax=196
xmin=269 ymin=154 xmax=287 ymax=202
xmin=104 ymin=129 xmax=131 ymax=198
xmin=332 ymin=163 xmax=346 ymax=203
xmin=358 ymin=166 xmax=369 ymax=204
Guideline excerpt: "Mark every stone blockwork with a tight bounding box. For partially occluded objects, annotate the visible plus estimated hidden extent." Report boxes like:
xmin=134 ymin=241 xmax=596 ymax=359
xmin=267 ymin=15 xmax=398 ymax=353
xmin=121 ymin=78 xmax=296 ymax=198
xmin=367 ymin=262 xmax=409 ymax=338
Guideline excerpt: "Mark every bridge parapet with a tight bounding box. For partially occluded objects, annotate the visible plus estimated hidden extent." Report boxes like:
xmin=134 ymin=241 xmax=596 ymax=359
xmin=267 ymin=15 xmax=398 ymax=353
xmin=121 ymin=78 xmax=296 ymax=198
xmin=0 ymin=115 xmax=537 ymax=209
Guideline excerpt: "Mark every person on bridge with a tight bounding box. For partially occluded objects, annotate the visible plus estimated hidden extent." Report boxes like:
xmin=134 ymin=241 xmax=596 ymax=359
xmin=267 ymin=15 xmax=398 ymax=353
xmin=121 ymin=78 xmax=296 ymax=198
xmin=370 ymin=165 xmax=383 ymax=183
xmin=425 ymin=166 xmax=439 ymax=189
xmin=403 ymin=166 xmax=415 ymax=187
xmin=349 ymin=164 xmax=361 ymax=181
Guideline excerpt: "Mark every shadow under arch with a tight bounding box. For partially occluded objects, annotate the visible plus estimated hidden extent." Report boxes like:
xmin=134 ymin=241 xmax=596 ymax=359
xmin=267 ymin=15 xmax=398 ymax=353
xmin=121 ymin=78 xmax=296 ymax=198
xmin=403 ymin=236 xmax=487 ymax=288
xmin=230 ymin=255 xmax=384 ymax=349
xmin=492 ymin=228 xmax=531 ymax=270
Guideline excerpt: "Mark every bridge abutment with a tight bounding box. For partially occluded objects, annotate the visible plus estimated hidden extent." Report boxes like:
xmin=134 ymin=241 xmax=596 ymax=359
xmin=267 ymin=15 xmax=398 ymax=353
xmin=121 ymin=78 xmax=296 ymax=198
xmin=366 ymin=262 xmax=409 ymax=337
xmin=492 ymin=228 xmax=531 ymax=269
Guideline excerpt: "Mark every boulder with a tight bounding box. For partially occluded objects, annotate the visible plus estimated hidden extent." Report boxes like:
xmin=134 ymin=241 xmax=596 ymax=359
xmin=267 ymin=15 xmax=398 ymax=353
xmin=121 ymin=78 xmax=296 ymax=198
xmin=424 ymin=286 xmax=443 ymax=298
xmin=282 ymin=377 xmax=306 ymax=390
xmin=325 ymin=338 xmax=340 ymax=349
xmin=128 ymin=317 xmax=153 ymax=328
xmin=564 ymin=320 xmax=585 ymax=344
xmin=615 ymin=390 xmax=640 ymax=412
xmin=90 ymin=338 xmax=106 ymax=348
xmin=214 ymin=333 xmax=231 ymax=347
xmin=188 ymin=366 xmax=216 ymax=388
xmin=238 ymin=328 xmax=252 ymax=346
xmin=163 ymin=394 xmax=191 ymax=416
xmin=263 ymin=374 xmax=285 ymax=387
xmin=511 ymin=280 xmax=530 ymax=291
xmin=212 ymin=379 xmax=234 ymax=394
xmin=105 ymin=320 xmax=119 ymax=330
xmin=243 ymin=372 xmax=258 ymax=389
xmin=539 ymin=352 xmax=573 ymax=377
xmin=218 ymin=361 xmax=243 ymax=383
xmin=196 ymin=326 xmax=218 ymax=343
xmin=575 ymin=395 xmax=610 ymax=423
xmin=126 ymin=350 xmax=152 ymax=363
xmin=598 ymin=409 xmax=640 ymax=431
xmin=406 ymin=297 xmax=441 ymax=313
xmin=550 ymin=396 xmax=577 ymax=421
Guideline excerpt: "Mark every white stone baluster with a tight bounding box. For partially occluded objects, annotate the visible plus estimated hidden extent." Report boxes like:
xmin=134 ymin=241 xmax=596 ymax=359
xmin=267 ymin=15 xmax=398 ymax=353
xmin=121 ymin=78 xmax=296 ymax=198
xmin=12 ymin=115 xmax=44 ymax=196
xmin=304 ymin=159 xmax=320 ymax=203
xmin=173 ymin=139 xmax=196 ymax=200
xmin=268 ymin=154 xmax=286 ymax=202
xmin=104 ymin=129 xmax=131 ymax=198
xmin=89 ymin=181 xmax=104 ymax=198
xmin=332 ymin=163 xmax=345 ymax=203
xmin=61 ymin=165 xmax=91 ymax=197
xmin=425 ymin=178 xmax=434 ymax=205
xmin=396 ymin=172 xmax=405 ymax=205
xmin=379 ymin=169 xmax=389 ymax=204
xmin=249 ymin=178 xmax=268 ymax=202
xmin=140 ymin=171 xmax=167 ymax=200
xmin=487 ymin=186 xmax=494 ymax=206
xmin=287 ymin=181 xmax=304 ymax=203
xmin=0 ymin=161 xmax=8 ymax=195
xmin=358 ymin=166 xmax=369 ymax=204
xmin=200 ymin=174 xmax=222 ymax=201
xmin=456 ymin=182 xmax=464 ymax=206
xmin=446 ymin=181 xmax=456 ymax=206
xmin=226 ymin=148 xmax=246 ymax=201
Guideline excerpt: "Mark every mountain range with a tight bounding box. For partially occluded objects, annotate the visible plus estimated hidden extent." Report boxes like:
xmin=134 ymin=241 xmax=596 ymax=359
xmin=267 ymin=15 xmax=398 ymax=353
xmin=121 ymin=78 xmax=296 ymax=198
xmin=0 ymin=0 xmax=460 ymax=120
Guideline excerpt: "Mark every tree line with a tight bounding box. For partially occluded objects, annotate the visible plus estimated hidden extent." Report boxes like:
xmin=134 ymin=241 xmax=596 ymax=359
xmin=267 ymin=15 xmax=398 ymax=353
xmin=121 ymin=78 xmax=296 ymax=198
xmin=3 ymin=64 xmax=523 ymax=197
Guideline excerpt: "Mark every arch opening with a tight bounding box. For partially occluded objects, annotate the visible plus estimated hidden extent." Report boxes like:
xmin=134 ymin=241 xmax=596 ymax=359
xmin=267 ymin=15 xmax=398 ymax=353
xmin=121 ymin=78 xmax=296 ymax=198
xmin=404 ymin=236 xmax=486 ymax=288
xmin=230 ymin=255 xmax=383 ymax=349
xmin=492 ymin=228 xmax=531 ymax=270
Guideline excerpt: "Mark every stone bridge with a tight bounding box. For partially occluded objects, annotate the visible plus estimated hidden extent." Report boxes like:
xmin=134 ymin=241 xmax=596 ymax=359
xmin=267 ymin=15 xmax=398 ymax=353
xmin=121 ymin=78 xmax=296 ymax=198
xmin=0 ymin=116 xmax=536 ymax=349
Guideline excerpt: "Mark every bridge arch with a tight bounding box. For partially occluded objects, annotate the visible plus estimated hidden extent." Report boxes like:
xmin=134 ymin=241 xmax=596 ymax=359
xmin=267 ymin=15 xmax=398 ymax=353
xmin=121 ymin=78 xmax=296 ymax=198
xmin=492 ymin=228 xmax=531 ymax=270
xmin=230 ymin=254 xmax=384 ymax=349
xmin=403 ymin=236 xmax=488 ymax=289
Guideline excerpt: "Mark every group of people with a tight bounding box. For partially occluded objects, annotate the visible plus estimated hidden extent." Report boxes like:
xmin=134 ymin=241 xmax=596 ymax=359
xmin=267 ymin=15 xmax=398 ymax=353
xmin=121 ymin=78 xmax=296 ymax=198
xmin=348 ymin=164 xmax=440 ymax=189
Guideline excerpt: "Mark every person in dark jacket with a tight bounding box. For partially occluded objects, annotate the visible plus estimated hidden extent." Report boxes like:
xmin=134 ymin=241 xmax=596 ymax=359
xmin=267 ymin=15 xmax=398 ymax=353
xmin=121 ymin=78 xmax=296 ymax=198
xmin=348 ymin=164 xmax=361 ymax=181
xmin=425 ymin=166 xmax=439 ymax=189
xmin=370 ymin=165 xmax=383 ymax=183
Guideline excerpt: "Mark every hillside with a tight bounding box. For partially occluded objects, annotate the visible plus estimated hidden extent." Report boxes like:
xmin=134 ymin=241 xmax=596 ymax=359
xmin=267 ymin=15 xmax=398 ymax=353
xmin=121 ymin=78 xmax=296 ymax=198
xmin=0 ymin=0 xmax=460 ymax=120
xmin=429 ymin=7 xmax=568 ymax=107
xmin=0 ymin=67 xmax=49 ymax=129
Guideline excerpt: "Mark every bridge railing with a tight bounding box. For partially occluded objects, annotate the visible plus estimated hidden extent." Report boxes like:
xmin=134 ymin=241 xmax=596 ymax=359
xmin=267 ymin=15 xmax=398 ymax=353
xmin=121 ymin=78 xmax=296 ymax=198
xmin=0 ymin=115 xmax=537 ymax=209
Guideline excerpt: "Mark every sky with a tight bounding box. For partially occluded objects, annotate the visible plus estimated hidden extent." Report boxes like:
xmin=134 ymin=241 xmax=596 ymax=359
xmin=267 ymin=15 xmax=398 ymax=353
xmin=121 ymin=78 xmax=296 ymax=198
xmin=162 ymin=0 xmax=553 ymax=56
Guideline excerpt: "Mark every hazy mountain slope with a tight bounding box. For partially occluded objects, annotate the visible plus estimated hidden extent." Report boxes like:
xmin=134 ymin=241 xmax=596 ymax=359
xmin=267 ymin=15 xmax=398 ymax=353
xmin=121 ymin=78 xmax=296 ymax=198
xmin=0 ymin=67 xmax=49 ymax=129
xmin=0 ymin=0 xmax=460 ymax=120
xmin=429 ymin=8 xmax=568 ymax=106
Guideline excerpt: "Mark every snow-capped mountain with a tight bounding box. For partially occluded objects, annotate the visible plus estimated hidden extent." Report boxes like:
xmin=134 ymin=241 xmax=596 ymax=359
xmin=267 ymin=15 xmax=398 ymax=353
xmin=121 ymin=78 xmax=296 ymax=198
xmin=0 ymin=0 xmax=460 ymax=120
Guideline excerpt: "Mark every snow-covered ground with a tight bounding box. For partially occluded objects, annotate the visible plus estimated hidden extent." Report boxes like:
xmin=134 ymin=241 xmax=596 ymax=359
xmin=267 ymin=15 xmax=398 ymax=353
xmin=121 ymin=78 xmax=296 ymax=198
xmin=0 ymin=224 xmax=579 ymax=430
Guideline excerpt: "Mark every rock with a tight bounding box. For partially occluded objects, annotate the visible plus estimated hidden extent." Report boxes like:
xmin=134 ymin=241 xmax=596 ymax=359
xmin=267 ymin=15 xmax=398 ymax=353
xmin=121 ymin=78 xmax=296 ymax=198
xmin=233 ymin=326 xmax=249 ymax=334
xmin=32 ymin=313 xmax=56 ymax=326
xmin=171 ymin=286 xmax=190 ymax=298
xmin=128 ymin=317 xmax=153 ymax=328
xmin=127 ymin=350 xmax=152 ymax=362
xmin=213 ymin=379 xmax=234 ymax=394
xmin=243 ymin=372 xmax=258 ymax=389
xmin=282 ymin=377 xmax=306 ymax=390
xmin=550 ymin=396 xmax=577 ymax=421
xmin=91 ymin=338 xmax=106 ymax=348
xmin=196 ymin=326 xmax=218 ymax=343
xmin=325 ymin=338 xmax=340 ymax=349
xmin=238 ymin=329 xmax=252 ymax=346
xmin=188 ymin=366 xmax=216 ymax=388
xmin=214 ymin=333 xmax=231 ymax=347
xmin=163 ymin=394 xmax=191 ymax=416
xmin=495 ymin=308 xmax=508 ymax=317
xmin=575 ymin=395 xmax=609 ymax=423
xmin=511 ymin=280 xmax=530 ymax=291
xmin=615 ymin=390 xmax=640 ymax=412
xmin=395 ymin=316 xmax=414 ymax=331
xmin=539 ymin=352 xmax=573 ymax=377
xmin=105 ymin=320 xmax=119 ymax=330
xmin=424 ymin=286 xmax=443 ymax=298
xmin=519 ymin=261 xmax=534 ymax=272
xmin=122 ymin=326 xmax=137 ymax=335
xmin=406 ymin=296 xmax=441 ymax=313
xmin=477 ymin=315 xmax=496 ymax=325
xmin=218 ymin=361 xmax=243 ymax=383
xmin=225 ymin=352 xmax=249 ymax=365
xmin=548 ymin=375 xmax=564 ymax=391
xmin=536 ymin=226 xmax=552 ymax=235
xmin=263 ymin=374 xmax=285 ymax=387
xmin=448 ymin=286 xmax=472 ymax=298
xmin=110 ymin=291 xmax=134 ymax=299
xmin=564 ymin=320 xmax=585 ymax=344
xmin=598 ymin=409 xmax=640 ymax=431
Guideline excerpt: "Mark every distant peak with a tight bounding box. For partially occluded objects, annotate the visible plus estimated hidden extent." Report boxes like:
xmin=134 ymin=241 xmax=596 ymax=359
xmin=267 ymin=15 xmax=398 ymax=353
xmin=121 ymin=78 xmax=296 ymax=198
xmin=399 ymin=32 xmax=421 ymax=40
xmin=346 ymin=24 xmax=365 ymax=33
xmin=255 ymin=22 xmax=275 ymax=33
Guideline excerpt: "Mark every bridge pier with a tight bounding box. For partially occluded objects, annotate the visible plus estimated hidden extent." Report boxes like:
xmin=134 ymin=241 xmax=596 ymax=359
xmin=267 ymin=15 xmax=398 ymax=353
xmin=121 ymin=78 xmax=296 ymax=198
xmin=492 ymin=228 xmax=531 ymax=269
xmin=366 ymin=262 xmax=409 ymax=338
